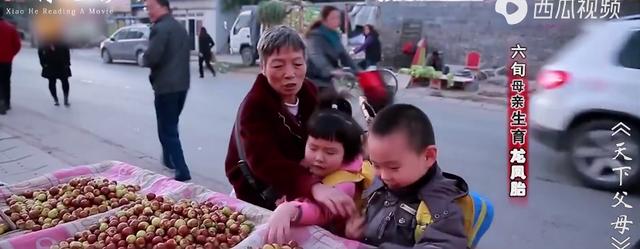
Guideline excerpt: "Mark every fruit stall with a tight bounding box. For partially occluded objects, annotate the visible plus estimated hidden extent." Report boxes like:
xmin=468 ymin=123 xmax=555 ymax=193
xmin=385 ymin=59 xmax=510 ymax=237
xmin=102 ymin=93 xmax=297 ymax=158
xmin=0 ymin=161 xmax=369 ymax=249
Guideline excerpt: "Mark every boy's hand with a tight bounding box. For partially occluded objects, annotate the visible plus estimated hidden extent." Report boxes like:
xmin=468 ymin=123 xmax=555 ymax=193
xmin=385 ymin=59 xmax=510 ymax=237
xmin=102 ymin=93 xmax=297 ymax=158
xmin=311 ymin=183 xmax=357 ymax=218
xmin=265 ymin=202 xmax=298 ymax=244
xmin=345 ymin=214 xmax=365 ymax=240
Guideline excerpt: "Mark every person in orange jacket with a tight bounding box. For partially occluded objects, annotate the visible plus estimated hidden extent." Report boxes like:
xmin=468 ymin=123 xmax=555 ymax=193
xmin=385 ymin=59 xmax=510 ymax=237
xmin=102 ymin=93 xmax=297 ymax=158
xmin=0 ymin=11 xmax=22 ymax=115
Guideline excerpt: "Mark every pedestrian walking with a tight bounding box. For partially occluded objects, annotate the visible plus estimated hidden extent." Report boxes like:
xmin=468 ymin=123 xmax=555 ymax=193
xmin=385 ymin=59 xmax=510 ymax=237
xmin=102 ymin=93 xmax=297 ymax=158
xmin=198 ymin=27 xmax=216 ymax=78
xmin=351 ymin=24 xmax=381 ymax=70
xmin=143 ymin=0 xmax=192 ymax=181
xmin=38 ymin=41 xmax=72 ymax=106
xmin=0 ymin=11 xmax=22 ymax=114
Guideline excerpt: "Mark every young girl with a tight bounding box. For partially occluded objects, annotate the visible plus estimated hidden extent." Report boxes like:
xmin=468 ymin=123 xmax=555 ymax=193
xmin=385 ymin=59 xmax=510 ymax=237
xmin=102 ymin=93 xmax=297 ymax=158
xmin=265 ymin=92 xmax=369 ymax=244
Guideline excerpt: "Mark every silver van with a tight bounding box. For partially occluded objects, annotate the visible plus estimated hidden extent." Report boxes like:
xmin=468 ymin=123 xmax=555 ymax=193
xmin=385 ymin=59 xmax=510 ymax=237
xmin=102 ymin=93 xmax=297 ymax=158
xmin=100 ymin=24 xmax=150 ymax=67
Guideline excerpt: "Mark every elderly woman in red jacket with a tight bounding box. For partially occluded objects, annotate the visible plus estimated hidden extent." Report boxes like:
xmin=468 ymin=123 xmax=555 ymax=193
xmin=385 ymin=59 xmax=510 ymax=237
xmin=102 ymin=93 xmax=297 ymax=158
xmin=225 ymin=26 xmax=356 ymax=215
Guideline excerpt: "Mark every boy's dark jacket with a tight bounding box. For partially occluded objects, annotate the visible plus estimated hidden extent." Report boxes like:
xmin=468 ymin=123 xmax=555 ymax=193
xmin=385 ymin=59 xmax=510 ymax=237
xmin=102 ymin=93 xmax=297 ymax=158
xmin=362 ymin=163 xmax=469 ymax=249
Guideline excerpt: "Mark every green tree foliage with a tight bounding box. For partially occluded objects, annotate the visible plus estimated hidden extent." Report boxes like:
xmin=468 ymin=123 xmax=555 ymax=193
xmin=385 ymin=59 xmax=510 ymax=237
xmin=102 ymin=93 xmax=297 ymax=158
xmin=257 ymin=0 xmax=288 ymax=27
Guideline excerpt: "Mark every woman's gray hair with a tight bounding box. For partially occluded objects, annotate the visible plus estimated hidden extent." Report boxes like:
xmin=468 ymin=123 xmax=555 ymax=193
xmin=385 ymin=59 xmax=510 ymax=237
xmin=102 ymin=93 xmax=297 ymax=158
xmin=257 ymin=25 xmax=306 ymax=64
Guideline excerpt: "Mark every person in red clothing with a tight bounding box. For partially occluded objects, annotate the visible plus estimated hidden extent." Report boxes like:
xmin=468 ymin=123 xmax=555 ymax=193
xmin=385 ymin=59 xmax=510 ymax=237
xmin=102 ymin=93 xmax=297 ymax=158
xmin=225 ymin=26 xmax=357 ymax=216
xmin=0 ymin=11 xmax=22 ymax=115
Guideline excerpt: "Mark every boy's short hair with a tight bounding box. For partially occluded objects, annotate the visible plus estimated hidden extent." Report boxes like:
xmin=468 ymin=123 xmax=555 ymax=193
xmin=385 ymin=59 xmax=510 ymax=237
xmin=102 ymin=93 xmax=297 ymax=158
xmin=370 ymin=104 xmax=435 ymax=153
xmin=257 ymin=25 xmax=306 ymax=64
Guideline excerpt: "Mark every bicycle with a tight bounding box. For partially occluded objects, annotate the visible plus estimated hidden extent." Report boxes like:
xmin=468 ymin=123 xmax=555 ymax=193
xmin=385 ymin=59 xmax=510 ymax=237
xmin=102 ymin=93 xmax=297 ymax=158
xmin=332 ymin=68 xmax=399 ymax=126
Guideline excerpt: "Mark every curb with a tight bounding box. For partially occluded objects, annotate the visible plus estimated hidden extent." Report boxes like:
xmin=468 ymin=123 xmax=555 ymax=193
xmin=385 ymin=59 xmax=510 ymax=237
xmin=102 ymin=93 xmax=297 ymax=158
xmin=398 ymin=87 xmax=507 ymax=110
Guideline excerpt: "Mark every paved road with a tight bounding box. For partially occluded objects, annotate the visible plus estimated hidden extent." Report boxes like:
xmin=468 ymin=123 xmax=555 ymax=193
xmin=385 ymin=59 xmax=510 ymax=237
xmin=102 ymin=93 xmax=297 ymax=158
xmin=0 ymin=48 xmax=637 ymax=249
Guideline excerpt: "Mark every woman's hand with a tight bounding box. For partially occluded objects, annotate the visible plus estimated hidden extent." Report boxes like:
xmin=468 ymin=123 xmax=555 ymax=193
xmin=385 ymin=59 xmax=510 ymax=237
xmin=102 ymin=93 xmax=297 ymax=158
xmin=265 ymin=202 xmax=299 ymax=244
xmin=345 ymin=213 xmax=366 ymax=240
xmin=311 ymin=183 xmax=356 ymax=218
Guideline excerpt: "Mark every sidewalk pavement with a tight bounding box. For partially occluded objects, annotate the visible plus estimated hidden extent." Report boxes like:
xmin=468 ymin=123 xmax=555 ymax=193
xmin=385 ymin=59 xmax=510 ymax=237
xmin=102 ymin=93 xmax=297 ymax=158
xmin=0 ymin=110 xmax=230 ymax=192
xmin=398 ymin=83 xmax=508 ymax=108
xmin=0 ymin=130 xmax=67 ymax=186
xmin=190 ymin=53 xmax=245 ymax=66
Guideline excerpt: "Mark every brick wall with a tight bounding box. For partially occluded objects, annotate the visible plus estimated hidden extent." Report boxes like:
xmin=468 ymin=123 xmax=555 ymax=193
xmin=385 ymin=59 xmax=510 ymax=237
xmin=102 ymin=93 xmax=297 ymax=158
xmin=377 ymin=0 xmax=640 ymax=74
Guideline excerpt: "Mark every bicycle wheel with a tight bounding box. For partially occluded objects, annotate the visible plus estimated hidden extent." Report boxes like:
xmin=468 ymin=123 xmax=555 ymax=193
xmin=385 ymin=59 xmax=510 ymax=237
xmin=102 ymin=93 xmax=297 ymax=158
xmin=377 ymin=69 xmax=399 ymax=95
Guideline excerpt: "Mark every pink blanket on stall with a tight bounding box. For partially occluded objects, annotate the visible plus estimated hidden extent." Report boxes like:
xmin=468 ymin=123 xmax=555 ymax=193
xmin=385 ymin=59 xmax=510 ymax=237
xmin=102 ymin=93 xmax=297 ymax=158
xmin=0 ymin=161 xmax=370 ymax=249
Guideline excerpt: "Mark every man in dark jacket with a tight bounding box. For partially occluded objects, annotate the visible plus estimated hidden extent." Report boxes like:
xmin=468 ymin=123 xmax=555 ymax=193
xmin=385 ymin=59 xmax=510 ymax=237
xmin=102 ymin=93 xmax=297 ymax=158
xmin=198 ymin=27 xmax=216 ymax=78
xmin=346 ymin=104 xmax=468 ymax=249
xmin=0 ymin=11 xmax=22 ymax=114
xmin=143 ymin=0 xmax=191 ymax=181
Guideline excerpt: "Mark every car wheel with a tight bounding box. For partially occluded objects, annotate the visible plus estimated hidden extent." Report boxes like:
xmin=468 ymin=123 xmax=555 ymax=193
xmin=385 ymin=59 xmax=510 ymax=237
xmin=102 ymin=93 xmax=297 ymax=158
xmin=136 ymin=51 xmax=145 ymax=67
xmin=240 ymin=47 xmax=253 ymax=67
xmin=102 ymin=49 xmax=113 ymax=64
xmin=568 ymin=119 xmax=640 ymax=191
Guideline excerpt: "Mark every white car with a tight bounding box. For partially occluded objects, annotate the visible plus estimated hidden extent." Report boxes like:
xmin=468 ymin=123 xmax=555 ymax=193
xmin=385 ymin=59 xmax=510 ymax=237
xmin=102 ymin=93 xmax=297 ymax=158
xmin=531 ymin=15 xmax=640 ymax=191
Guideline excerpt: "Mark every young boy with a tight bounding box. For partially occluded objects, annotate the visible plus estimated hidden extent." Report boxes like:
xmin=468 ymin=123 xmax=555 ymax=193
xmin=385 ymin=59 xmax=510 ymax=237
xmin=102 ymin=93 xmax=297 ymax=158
xmin=346 ymin=104 xmax=469 ymax=249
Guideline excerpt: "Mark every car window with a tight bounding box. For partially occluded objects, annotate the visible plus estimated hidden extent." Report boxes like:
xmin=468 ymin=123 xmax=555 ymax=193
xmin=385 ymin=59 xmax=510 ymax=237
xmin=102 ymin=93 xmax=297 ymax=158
xmin=618 ymin=30 xmax=640 ymax=70
xmin=114 ymin=29 xmax=129 ymax=40
xmin=234 ymin=13 xmax=252 ymax=35
xmin=127 ymin=30 xmax=144 ymax=39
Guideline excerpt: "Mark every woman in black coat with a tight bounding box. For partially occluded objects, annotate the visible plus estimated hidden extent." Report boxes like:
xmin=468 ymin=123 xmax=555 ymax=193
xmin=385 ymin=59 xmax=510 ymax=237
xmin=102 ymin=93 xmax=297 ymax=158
xmin=38 ymin=41 xmax=71 ymax=106
xmin=198 ymin=27 xmax=216 ymax=78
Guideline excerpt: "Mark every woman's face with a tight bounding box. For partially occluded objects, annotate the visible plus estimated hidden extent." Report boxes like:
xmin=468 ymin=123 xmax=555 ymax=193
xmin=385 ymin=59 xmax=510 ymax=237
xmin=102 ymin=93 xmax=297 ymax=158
xmin=305 ymin=136 xmax=345 ymax=177
xmin=323 ymin=10 xmax=341 ymax=30
xmin=364 ymin=26 xmax=370 ymax=35
xmin=261 ymin=46 xmax=307 ymax=101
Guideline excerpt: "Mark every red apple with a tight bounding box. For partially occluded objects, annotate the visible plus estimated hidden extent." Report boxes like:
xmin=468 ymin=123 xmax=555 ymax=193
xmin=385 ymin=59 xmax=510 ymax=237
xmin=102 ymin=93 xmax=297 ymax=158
xmin=117 ymin=239 xmax=127 ymax=247
xmin=167 ymin=227 xmax=178 ymax=237
xmin=129 ymin=220 xmax=139 ymax=229
xmin=144 ymin=232 xmax=155 ymax=242
xmin=151 ymin=236 xmax=163 ymax=245
xmin=135 ymin=237 xmax=146 ymax=247
xmin=216 ymin=223 xmax=225 ymax=232
xmin=113 ymin=234 xmax=123 ymax=242
xmin=87 ymin=234 xmax=97 ymax=243
xmin=216 ymin=234 xmax=226 ymax=242
xmin=186 ymin=218 xmax=199 ymax=228
xmin=155 ymin=228 xmax=165 ymax=237
xmin=173 ymin=206 xmax=183 ymax=214
xmin=117 ymin=222 xmax=128 ymax=232
xmin=121 ymin=227 xmax=134 ymax=236
xmin=161 ymin=204 xmax=171 ymax=212
xmin=178 ymin=225 xmax=189 ymax=237
xmin=138 ymin=221 xmax=149 ymax=230
xmin=164 ymin=239 xmax=177 ymax=249
xmin=196 ymin=235 xmax=207 ymax=243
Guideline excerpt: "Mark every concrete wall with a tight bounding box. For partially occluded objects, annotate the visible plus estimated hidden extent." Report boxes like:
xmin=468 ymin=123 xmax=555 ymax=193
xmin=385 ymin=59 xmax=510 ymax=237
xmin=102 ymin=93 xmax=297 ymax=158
xmin=215 ymin=6 xmax=240 ymax=54
xmin=377 ymin=0 xmax=640 ymax=74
